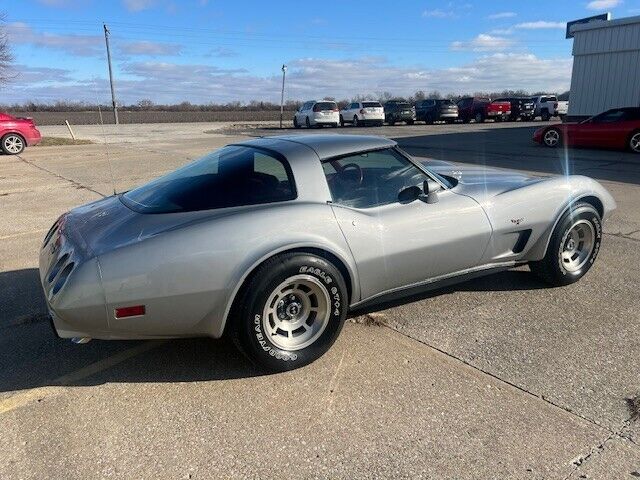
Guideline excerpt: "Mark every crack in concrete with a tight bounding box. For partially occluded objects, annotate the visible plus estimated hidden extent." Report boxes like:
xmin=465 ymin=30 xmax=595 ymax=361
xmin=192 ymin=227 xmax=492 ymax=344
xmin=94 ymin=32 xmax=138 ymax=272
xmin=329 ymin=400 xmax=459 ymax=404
xmin=604 ymin=231 xmax=640 ymax=243
xmin=371 ymin=316 xmax=640 ymax=478
xmin=15 ymin=155 xmax=105 ymax=198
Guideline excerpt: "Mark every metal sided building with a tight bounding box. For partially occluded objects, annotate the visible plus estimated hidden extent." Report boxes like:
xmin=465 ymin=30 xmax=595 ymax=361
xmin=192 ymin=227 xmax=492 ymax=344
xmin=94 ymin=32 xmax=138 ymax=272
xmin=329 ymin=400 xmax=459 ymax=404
xmin=567 ymin=14 xmax=640 ymax=120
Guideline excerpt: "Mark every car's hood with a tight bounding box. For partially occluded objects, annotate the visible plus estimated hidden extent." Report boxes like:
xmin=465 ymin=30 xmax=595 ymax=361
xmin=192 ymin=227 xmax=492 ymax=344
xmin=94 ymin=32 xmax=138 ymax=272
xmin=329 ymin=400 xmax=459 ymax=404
xmin=420 ymin=158 xmax=545 ymax=199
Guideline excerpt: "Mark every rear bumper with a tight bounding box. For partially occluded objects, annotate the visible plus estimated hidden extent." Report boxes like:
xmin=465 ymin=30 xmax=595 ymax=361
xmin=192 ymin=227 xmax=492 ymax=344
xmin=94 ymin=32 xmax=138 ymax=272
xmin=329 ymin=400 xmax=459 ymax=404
xmin=487 ymin=110 xmax=511 ymax=117
xmin=25 ymin=128 xmax=42 ymax=146
xmin=310 ymin=114 xmax=339 ymax=125
xmin=439 ymin=113 xmax=458 ymax=119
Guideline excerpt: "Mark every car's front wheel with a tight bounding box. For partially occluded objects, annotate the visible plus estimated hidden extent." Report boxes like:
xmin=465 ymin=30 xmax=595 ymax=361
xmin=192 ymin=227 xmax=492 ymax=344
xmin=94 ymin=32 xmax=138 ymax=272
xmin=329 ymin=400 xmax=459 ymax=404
xmin=529 ymin=202 xmax=602 ymax=287
xmin=1 ymin=133 xmax=25 ymax=155
xmin=543 ymin=128 xmax=562 ymax=148
xmin=353 ymin=115 xmax=359 ymax=127
xmin=293 ymin=117 xmax=300 ymax=129
xmin=230 ymin=252 xmax=348 ymax=372
xmin=305 ymin=117 xmax=311 ymax=128
xmin=628 ymin=130 xmax=640 ymax=153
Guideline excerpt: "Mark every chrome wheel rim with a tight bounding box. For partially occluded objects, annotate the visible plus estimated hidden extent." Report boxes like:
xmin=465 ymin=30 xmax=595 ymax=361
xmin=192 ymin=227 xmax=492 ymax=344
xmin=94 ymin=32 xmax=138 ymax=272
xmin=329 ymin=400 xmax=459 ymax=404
xmin=544 ymin=129 xmax=560 ymax=147
xmin=560 ymin=220 xmax=595 ymax=272
xmin=630 ymin=133 xmax=640 ymax=153
xmin=262 ymin=274 xmax=331 ymax=351
xmin=4 ymin=135 xmax=23 ymax=153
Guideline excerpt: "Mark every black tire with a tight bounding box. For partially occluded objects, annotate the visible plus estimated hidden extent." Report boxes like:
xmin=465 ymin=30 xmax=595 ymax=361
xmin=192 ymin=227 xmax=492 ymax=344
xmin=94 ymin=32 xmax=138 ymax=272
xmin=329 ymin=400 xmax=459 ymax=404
xmin=293 ymin=117 xmax=300 ymax=129
xmin=388 ymin=117 xmax=395 ymax=126
xmin=331 ymin=123 xmax=338 ymax=128
xmin=353 ymin=115 xmax=359 ymax=127
xmin=406 ymin=119 xmax=414 ymax=125
xmin=628 ymin=130 xmax=640 ymax=153
xmin=474 ymin=112 xmax=484 ymax=123
xmin=541 ymin=110 xmax=551 ymax=121
xmin=529 ymin=203 xmax=602 ymax=287
xmin=376 ymin=121 xmax=383 ymax=127
xmin=462 ymin=116 xmax=470 ymax=124
xmin=305 ymin=117 xmax=311 ymax=128
xmin=1 ymin=133 xmax=26 ymax=155
xmin=230 ymin=252 xmax=349 ymax=372
xmin=339 ymin=115 xmax=345 ymax=127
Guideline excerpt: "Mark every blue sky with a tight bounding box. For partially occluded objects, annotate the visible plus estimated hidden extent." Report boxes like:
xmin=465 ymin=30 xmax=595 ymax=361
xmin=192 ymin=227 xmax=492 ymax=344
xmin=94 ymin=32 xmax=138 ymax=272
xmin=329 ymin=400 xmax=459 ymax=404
xmin=2 ymin=0 xmax=639 ymax=104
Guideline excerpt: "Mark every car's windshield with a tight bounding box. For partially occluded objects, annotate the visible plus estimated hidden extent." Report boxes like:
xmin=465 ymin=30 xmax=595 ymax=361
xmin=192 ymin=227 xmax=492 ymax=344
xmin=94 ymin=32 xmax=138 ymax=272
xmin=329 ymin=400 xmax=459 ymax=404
xmin=362 ymin=102 xmax=382 ymax=108
xmin=315 ymin=102 xmax=337 ymax=110
xmin=122 ymin=146 xmax=295 ymax=213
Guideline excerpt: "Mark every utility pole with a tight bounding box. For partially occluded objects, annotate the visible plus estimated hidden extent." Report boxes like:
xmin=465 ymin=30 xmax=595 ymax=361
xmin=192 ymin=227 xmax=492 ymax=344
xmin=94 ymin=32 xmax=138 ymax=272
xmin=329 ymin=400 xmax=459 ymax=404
xmin=280 ymin=64 xmax=287 ymax=129
xmin=103 ymin=23 xmax=119 ymax=125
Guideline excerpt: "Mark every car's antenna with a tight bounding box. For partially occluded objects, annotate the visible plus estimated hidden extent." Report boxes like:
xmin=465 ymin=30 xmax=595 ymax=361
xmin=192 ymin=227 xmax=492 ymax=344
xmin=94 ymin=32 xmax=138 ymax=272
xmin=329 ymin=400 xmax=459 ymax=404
xmin=98 ymin=103 xmax=117 ymax=196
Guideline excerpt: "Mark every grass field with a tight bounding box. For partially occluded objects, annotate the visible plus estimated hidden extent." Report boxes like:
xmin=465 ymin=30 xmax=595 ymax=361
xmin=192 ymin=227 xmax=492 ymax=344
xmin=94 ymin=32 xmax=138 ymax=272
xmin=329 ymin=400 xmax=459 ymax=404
xmin=37 ymin=137 xmax=94 ymax=146
xmin=10 ymin=110 xmax=297 ymax=126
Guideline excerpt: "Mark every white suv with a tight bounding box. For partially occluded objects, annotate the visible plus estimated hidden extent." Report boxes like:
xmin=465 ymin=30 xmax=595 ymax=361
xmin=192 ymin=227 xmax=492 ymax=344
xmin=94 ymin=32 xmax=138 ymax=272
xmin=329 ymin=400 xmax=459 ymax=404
xmin=293 ymin=100 xmax=339 ymax=128
xmin=339 ymin=101 xmax=384 ymax=127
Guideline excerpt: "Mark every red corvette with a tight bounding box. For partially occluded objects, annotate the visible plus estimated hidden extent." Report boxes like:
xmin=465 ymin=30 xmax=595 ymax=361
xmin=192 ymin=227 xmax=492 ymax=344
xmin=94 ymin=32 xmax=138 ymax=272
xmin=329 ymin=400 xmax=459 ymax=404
xmin=533 ymin=107 xmax=640 ymax=153
xmin=0 ymin=112 xmax=42 ymax=155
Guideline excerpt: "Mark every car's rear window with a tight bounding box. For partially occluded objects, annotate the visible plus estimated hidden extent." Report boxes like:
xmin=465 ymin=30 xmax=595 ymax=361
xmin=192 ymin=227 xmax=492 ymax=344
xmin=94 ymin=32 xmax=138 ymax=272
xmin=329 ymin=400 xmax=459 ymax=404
xmin=315 ymin=102 xmax=337 ymax=110
xmin=362 ymin=102 xmax=381 ymax=108
xmin=121 ymin=146 xmax=296 ymax=213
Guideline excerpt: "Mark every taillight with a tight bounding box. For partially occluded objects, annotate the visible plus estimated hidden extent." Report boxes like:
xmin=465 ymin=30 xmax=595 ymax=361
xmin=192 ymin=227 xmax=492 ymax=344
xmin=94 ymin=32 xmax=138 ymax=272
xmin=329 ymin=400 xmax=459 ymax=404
xmin=333 ymin=107 xmax=339 ymax=112
xmin=115 ymin=305 xmax=146 ymax=318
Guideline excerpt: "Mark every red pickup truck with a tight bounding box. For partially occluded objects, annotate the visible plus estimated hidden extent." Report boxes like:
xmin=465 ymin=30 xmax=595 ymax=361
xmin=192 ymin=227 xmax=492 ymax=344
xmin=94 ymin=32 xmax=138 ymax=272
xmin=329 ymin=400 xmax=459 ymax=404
xmin=456 ymin=97 xmax=511 ymax=123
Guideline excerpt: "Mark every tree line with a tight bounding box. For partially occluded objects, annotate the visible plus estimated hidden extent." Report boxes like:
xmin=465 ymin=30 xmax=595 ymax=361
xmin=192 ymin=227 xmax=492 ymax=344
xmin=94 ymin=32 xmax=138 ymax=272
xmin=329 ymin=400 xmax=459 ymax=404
xmin=2 ymin=90 xmax=570 ymax=113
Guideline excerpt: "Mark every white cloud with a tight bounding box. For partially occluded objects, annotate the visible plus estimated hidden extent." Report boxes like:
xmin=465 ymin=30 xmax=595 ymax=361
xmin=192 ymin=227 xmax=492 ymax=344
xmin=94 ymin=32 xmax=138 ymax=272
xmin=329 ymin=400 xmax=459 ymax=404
xmin=488 ymin=12 xmax=517 ymax=19
xmin=122 ymin=0 xmax=155 ymax=12
xmin=1 ymin=54 xmax=572 ymax=105
xmin=586 ymin=0 xmax=622 ymax=10
xmin=5 ymin=22 xmax=103 ymax=57
xmin=515 ymin=21 xmax=566 ymax=29
xmin=117 ymin=41 xmax=182 ymax=56
xmin=451 ymin=34 xmax=513 ymax=52
xmin=422 ymin=9 xmax=454 ymax=18
xmin=6 ymin=22 xmax=184 ymax=58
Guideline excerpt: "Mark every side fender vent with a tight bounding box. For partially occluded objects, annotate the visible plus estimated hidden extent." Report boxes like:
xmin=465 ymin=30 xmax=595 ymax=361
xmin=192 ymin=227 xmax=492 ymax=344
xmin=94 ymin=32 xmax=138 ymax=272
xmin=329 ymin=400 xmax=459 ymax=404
xmin=512 ymin=229 xmax=532 ymax=254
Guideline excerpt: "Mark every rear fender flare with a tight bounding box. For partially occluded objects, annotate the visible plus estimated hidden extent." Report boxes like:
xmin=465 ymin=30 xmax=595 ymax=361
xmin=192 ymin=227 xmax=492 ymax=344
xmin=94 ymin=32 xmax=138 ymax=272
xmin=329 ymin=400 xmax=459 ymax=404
xmin=217 ymin=242 xmax=359 ymax=338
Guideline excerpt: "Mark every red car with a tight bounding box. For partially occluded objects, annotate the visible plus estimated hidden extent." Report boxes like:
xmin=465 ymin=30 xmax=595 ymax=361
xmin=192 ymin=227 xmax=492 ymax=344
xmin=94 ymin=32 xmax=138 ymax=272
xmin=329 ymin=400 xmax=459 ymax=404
xmin=534 ymin=107 xmax=640 ymax=153
xmin=0 ymin=112 xmax=42 ymax=155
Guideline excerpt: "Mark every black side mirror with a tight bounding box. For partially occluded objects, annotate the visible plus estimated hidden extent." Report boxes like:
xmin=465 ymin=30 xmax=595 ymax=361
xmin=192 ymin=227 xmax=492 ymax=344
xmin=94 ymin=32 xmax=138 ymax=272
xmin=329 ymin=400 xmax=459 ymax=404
xmin=397 ymin=185 xmax=422 ymax=204
xmin=423 ymin=179 xmax=441 ymax=204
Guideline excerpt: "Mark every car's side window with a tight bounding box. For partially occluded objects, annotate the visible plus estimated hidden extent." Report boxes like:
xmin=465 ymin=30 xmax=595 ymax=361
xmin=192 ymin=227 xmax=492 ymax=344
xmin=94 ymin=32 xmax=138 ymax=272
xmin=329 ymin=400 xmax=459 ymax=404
xmin=592 ymin=109 xmax=627 ymax=123
xmin=122 ymin=146 xmax=296 ymax=213
xmin=323 ymin=148 xmax=430 ymax=209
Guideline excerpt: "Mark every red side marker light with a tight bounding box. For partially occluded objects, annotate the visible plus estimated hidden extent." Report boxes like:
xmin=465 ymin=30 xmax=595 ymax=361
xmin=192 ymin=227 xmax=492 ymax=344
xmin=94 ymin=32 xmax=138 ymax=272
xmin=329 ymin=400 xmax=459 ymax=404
xmin=115 ymin=305 xmax=145 ymax=318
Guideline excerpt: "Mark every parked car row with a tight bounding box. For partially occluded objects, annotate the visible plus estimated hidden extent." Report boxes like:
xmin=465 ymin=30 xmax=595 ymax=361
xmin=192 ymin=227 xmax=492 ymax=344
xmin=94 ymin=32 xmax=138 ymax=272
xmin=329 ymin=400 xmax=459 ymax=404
xmin=293 ymin=96 xmax=567 ymax=129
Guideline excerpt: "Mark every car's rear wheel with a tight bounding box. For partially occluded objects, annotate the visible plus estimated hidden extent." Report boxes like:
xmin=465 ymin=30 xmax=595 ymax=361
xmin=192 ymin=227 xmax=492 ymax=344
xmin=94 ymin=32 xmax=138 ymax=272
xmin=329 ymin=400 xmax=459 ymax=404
xmin=474 ymin=112 xmax=484 ymax=123
xmin=293 ymin=117 xmax=300 ymax=129
xmin=543 ymin=128 xmax=562 ymax=148
xmin=230 ymin=252 xmax=348 ymax=372
xmin=541 ymin=110 xmax=551 ymax=121
xmin=339 ymin=115 xmax=345 ymax=127
xmin=529 ymin=202 xmax=601 ymax=286
xmin=628 ymin=131 xmax=640 ymax=153
xmin=406 ymin=119 xmax=414 ymax=125
xmin=1 ymin=133 xmax=25 ymax=155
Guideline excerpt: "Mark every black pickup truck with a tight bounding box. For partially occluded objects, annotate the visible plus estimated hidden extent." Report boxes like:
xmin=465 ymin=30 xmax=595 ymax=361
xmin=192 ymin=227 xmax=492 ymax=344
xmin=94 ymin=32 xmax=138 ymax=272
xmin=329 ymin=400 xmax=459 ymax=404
xmin=495 ymin=97 xmax=535 ymax=121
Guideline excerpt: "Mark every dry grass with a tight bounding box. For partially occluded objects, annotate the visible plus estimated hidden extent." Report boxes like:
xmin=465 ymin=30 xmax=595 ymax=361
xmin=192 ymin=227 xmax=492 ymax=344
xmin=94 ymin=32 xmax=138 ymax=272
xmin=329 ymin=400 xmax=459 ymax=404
xmin=37 ymin=137 xmax=93 ymax=146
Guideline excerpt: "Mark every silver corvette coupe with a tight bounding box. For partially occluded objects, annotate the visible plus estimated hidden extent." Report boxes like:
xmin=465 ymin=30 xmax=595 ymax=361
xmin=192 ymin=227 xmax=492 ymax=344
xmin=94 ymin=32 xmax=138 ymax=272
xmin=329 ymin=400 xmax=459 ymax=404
xmin=40 ymin=135 xmax=615 ymax=371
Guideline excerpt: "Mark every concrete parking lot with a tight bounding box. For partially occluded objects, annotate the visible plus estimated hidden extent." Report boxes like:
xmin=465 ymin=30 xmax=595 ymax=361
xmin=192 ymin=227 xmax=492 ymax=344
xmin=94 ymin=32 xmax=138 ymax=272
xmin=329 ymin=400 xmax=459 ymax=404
xmin=1 ymin=121 xmax=639 ymax=479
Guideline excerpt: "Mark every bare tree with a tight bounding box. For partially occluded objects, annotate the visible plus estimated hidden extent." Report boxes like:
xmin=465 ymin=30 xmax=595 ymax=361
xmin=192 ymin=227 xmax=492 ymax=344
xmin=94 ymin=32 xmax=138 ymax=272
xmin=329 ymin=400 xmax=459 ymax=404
xmin=0 ymin=13 xmax=13 ymax=85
